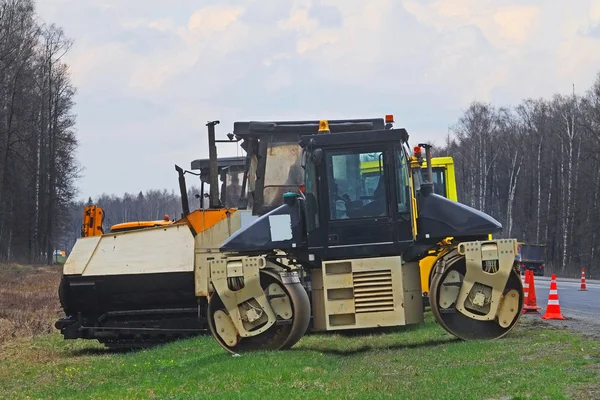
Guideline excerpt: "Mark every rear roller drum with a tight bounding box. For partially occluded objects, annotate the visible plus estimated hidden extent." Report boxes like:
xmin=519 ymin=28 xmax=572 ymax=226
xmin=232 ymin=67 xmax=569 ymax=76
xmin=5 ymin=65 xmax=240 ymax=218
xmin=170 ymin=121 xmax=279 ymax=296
xmin=430 ymin=256 xmax=524 ymax=340
xmin=207 ymin=270 xmax=310 ymax=354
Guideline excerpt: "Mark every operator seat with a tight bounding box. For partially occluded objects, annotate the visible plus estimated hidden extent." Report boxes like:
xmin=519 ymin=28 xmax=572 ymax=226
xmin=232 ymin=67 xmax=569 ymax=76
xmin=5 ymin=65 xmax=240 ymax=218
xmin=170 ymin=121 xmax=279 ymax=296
xmin=357 ymin=175 xmax=386 ymax=217
xmin=373 ymin=175 xmax=385 ymax=199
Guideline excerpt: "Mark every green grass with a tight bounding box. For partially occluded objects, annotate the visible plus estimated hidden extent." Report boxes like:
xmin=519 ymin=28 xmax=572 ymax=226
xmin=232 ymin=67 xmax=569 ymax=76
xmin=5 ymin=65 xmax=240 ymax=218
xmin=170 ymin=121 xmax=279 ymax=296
xmin=1 ymin=314 xmax=599 ymax=400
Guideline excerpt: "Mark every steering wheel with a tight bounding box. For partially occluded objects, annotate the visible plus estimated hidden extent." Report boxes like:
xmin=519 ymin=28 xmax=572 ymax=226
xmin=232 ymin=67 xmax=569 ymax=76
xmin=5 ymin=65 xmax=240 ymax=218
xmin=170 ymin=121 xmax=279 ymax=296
xmin=335 ymin=193 xmax=352 ymax=203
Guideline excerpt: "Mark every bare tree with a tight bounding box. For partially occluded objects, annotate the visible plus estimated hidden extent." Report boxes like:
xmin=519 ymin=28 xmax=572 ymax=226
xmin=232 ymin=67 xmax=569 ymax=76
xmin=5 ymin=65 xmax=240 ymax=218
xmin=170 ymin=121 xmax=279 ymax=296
xmin=0 ymin=0 xmax=78 ymax=264
xmin=441 ymin=74 xmax=600 ymax=278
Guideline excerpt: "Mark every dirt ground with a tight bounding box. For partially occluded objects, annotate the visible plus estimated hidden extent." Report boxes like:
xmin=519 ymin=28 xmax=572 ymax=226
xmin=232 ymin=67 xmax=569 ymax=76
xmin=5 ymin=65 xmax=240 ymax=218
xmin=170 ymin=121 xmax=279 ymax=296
xmin=526 ymin=313 xmax=600 ymax=342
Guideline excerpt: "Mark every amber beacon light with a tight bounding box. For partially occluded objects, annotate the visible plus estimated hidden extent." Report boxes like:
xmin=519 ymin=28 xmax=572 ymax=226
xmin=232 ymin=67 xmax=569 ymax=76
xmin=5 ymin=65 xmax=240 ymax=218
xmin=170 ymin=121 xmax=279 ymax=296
xmin=318 ymin=120 xmax=330 ymax=133
xmin=413 ymin=146 xmax=422 ymax=157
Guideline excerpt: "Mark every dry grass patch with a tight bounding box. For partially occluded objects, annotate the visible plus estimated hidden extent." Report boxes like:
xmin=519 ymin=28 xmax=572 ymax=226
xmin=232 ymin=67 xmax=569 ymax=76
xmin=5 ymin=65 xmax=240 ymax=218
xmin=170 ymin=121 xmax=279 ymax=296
xmin=0 ymin=263 xmax=63 ymax=346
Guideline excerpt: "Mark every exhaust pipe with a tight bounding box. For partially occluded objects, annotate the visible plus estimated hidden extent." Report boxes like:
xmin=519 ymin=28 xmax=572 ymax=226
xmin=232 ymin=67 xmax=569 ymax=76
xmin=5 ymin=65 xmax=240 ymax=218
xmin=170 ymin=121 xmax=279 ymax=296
xmin=207 ymin=121 xmax=221 ymax=209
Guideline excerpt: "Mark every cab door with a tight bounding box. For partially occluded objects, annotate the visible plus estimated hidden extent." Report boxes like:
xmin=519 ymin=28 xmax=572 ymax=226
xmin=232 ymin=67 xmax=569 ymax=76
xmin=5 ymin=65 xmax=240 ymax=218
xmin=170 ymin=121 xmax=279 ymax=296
xmin=317 ymin=145 xmax=397 ymax=259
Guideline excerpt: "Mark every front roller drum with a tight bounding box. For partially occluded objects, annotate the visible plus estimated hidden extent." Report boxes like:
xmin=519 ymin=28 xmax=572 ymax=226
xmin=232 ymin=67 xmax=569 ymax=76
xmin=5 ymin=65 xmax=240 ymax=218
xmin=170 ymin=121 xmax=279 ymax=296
xmin=207 ymin=270 xmax=311 ymax=354
xmin=430 ymin=256 xmax=524 ymax=341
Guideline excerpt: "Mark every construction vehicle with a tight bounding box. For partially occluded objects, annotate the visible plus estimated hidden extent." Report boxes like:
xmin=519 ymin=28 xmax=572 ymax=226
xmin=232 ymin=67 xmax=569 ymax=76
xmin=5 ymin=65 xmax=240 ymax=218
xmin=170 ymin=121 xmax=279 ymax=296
xmin=517 ymin=243 xmax=546 ymax=276
xmin=56 ymin=116 xmax=524 ymax=353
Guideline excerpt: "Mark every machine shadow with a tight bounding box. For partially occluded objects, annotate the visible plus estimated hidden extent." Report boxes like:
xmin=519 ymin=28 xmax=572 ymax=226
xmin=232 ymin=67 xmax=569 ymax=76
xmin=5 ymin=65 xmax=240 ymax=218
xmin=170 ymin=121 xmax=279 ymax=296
xmin=309 ymin=324 xmax=421 ymax=337
xmin=295 ymin=337 xmax=459 ymax=356
xmin=69 ymin=345 xmax=163 ymax=357
xmin=67 ymin=335 xmax=212 ymax=357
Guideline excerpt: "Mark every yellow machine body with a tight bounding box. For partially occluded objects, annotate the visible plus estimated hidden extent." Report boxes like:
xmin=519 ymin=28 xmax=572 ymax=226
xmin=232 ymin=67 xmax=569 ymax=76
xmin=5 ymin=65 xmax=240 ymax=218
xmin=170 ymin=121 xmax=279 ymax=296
xmin=417 ymin=157 xmax=458 ymax=300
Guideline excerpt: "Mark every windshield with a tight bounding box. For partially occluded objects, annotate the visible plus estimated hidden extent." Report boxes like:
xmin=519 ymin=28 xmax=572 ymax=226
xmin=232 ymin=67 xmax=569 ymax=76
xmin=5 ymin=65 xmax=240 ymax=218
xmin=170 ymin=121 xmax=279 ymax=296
xmin=328 ymin=150 xmax=387 ymax=220
xmin=221 ymin=168 xmax=246 ymax=208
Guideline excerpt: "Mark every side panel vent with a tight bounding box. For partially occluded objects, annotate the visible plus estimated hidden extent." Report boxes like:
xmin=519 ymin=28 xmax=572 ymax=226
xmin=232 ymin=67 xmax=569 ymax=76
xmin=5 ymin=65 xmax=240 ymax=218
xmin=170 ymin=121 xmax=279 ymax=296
xmin=315 ymin=256 xmax=405 ymax=332
xmin=353 ymin=270 xmax=394 ymax=313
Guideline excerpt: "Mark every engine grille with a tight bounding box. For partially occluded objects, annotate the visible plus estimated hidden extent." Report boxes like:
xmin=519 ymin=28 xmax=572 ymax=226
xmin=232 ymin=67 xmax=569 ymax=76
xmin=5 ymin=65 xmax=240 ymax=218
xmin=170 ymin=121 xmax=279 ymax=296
xmin=352 ymin=270 xmax=394 ymax=313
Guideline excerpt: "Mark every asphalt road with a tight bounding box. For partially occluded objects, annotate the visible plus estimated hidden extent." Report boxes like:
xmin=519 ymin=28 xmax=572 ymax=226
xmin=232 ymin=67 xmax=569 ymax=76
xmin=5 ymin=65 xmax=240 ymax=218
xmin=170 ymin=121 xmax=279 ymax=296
xmin=523 ymin=275 xmax=600 ymax=321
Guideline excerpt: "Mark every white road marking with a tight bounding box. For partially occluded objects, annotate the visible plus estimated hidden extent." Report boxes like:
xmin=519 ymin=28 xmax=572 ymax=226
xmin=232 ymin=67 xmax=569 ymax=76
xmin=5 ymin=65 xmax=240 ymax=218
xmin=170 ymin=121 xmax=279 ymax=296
xmin=532 ymin=280 xmax=600 ymax=290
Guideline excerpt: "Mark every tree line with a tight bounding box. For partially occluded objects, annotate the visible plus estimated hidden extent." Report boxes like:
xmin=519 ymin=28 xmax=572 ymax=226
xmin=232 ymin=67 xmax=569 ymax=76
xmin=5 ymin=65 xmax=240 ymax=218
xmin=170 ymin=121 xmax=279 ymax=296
xmin=439 ymin=72 xmax=600 ymax=278
xmin=0 ymin=0 xmax=78 ymax=264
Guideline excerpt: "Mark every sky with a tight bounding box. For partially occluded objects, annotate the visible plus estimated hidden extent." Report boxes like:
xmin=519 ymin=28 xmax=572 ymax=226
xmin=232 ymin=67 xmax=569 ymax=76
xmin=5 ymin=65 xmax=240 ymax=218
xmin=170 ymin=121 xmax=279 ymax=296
xmin=36 ymin=0 xmax=600 ymax=200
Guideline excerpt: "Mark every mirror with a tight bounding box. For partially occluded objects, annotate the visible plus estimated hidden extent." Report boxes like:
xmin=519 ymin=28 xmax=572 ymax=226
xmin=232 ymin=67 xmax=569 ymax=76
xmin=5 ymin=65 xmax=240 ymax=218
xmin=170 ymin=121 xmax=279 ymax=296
xmin=301 ymin=147 xmax=307 ymax=170
xmin=311 ymin=148 xmax=323 ymax=166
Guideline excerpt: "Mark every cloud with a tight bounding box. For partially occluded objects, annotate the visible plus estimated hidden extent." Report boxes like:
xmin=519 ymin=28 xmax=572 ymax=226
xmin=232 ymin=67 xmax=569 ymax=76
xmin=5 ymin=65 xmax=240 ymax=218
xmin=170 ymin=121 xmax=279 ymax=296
xmin=403 ymin=1 xmax=541 ymax=49
xmin=34 ymin=0 xmax=600 ymax=199
xmin=187 ymin=6 xmax=243 ymax=36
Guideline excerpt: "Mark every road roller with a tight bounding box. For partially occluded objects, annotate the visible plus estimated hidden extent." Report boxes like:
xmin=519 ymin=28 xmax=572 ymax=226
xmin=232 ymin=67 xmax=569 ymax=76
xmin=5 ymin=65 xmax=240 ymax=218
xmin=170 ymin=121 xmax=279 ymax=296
xmin=56 ymin=116 xmax=524 ymax=352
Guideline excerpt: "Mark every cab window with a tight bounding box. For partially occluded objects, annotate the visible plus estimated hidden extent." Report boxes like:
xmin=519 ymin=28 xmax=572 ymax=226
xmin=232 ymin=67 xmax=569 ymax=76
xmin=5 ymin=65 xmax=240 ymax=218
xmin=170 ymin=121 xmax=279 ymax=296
xmin=396 ymin=150 xmax=410 ymax=213
xmin=327 ymin=150 xmax=388 ymax=220
xmin=262 ymin=142 xmax=304 ymax=209
xmin=421 ymin=167 xmax=447 ymax=197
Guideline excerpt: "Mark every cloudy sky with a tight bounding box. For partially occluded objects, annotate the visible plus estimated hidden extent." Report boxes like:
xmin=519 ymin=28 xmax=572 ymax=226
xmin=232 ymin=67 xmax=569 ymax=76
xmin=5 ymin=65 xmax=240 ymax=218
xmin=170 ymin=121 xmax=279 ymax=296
xmin=37 ymin=0 xmax=600 ymax=200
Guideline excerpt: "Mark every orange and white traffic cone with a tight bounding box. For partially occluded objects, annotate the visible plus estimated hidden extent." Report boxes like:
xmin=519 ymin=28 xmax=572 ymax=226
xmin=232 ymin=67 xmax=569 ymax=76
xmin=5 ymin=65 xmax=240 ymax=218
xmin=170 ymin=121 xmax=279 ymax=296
xmin=522 ymin=269 xmax=530 ymax=304
xmin=579 ymin=268 xmax=587 ymax=291
xmin=541 ymin=274 xmax=566 ymax=320
xmin=523 ymin=270 xmax=540 ymax=313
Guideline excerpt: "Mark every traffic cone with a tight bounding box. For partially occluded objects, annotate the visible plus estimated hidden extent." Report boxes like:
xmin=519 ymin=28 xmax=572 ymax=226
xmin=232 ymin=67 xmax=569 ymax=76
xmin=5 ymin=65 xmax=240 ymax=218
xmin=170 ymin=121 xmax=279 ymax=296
xmin=541 ymin=274 xmax=566 ymax=320
xmin=522 ymin=269 xmax=530 ymax=304
xmin=523 ymin=270 xmax=540 ymax=313
xmin=579 ymin=268 xmax=587 ymax=291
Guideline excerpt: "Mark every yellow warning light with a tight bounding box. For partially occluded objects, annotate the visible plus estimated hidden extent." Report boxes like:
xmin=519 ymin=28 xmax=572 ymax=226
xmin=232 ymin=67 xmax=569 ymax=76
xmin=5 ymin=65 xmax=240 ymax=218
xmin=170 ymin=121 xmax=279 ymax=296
xmin=318 ymin=120 xmax=330 ymax=133
xmin=385 ymin=114 xmax=394 ymax=123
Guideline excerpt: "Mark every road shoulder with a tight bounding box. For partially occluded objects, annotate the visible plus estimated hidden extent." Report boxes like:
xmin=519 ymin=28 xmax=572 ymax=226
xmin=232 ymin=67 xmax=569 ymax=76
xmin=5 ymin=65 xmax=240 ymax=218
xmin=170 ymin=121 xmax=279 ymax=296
xmin=522 ymin=313 xmax=600 ymax=342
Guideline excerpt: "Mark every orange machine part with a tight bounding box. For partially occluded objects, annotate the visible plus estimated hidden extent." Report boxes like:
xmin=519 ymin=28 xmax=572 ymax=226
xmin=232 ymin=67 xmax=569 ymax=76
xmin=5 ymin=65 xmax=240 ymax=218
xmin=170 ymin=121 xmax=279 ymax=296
xmin=82 ymin=205 xmax=104 ymax=237
xmin=182 ymin=209 xmax=237 ymax=235
xmin=110 ymin=219 xmax=173 ymax=232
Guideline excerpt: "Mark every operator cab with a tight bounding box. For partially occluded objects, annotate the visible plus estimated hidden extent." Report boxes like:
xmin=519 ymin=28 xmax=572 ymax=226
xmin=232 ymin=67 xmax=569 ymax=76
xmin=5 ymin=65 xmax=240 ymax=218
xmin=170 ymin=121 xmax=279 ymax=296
xmin=190 ymin=156 xmax=247 ymax=209
xmin=300 ymin=127 xmax=414 ymax=260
